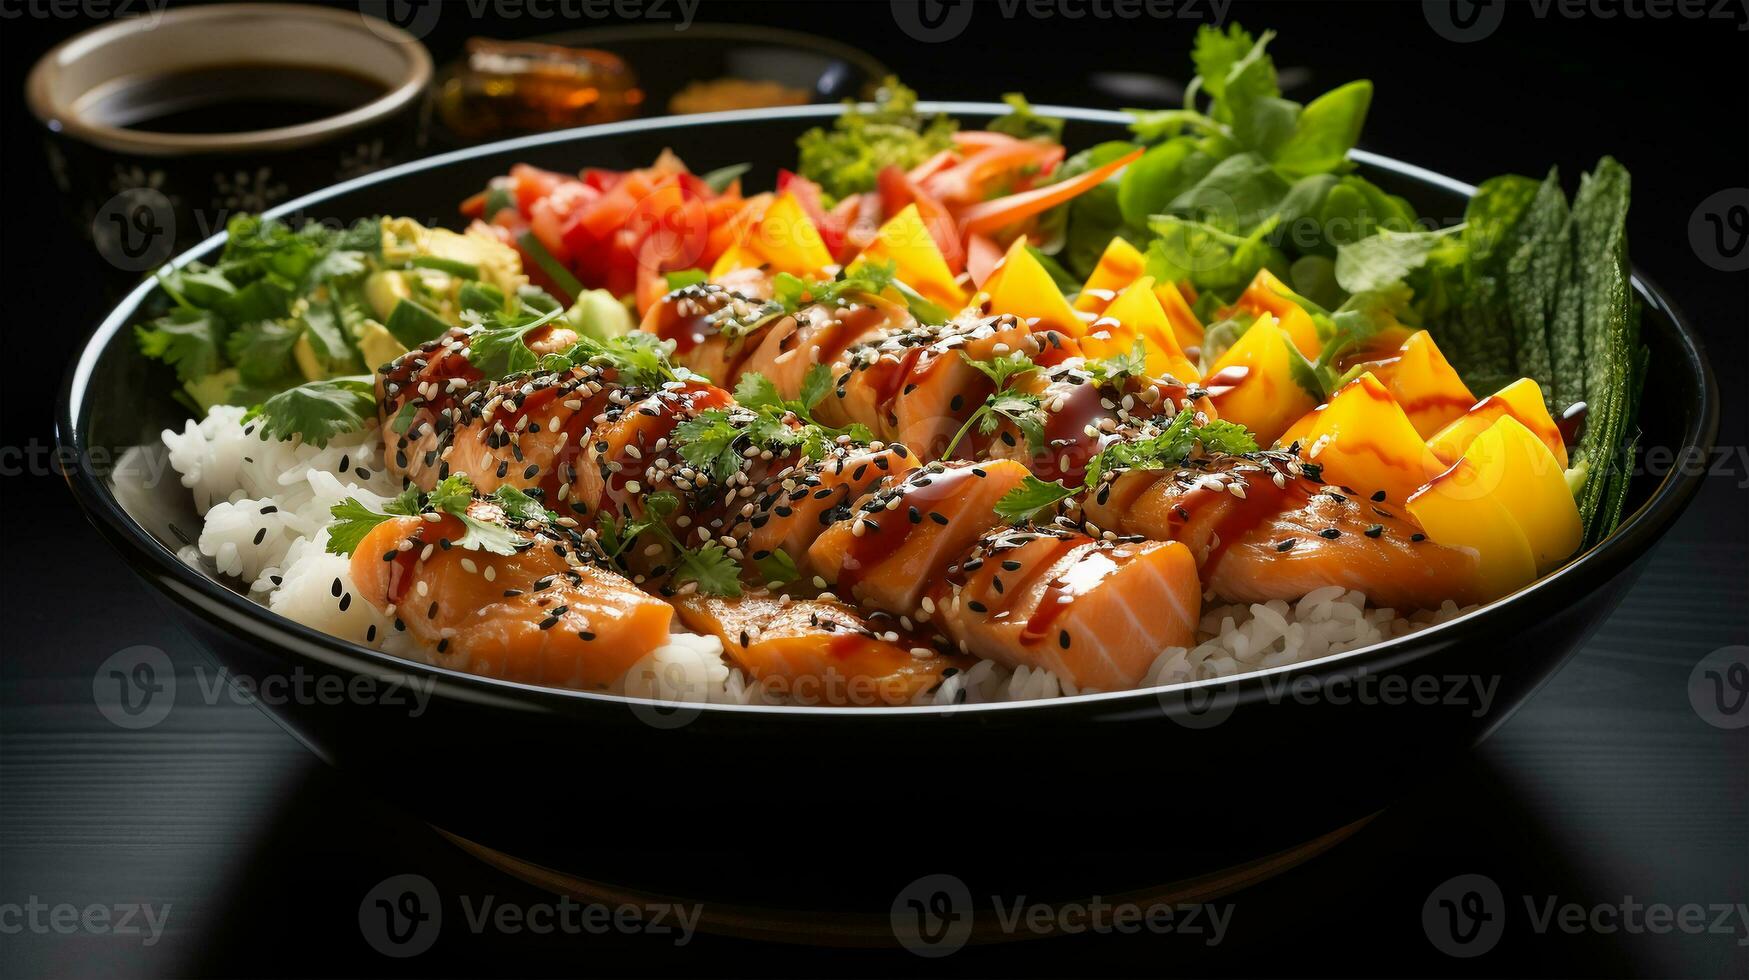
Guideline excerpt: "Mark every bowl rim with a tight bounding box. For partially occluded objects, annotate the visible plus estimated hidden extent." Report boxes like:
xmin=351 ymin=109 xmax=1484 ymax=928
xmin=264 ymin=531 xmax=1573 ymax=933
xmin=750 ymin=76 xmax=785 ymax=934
xmin=57 ymin=102 xmax=1721 ymax=719
xmin=24 ymin=2 xmax=433 ymax=156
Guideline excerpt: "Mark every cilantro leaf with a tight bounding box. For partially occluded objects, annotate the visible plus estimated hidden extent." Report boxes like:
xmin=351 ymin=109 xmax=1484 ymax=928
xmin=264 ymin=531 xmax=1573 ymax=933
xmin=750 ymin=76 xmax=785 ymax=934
xmin=674 ymin=543 xmax=743 ymax=598
xmin=245 ymin=376 xmax=376 ymax=447
xmin=465 ymin=305 xmax=563 ymax=378
xmin=941 ymin=350 xmax=1043 ymax=459
xmin=994 ymin=475 xmax=1078 ymax=523
xmin=324 ymin=497 xmax=401 ymax=556
xmin=135 ymin=309 xmax=224 ymax=384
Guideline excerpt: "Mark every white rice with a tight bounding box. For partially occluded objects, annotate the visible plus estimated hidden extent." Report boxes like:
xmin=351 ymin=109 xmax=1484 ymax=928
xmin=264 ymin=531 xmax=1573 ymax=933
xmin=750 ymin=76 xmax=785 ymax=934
xmin=163 ymin=407 xmax=1470 ymax=707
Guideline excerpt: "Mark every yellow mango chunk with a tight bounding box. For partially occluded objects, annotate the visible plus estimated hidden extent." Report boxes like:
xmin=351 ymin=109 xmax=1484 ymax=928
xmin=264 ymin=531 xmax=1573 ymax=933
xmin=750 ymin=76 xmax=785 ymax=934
xmin=1428 ymin=377 xmax=1568 ymax=468
xmin=1083 ymin=276 xmax=1199 ymax=382
xmin=1233 ymin=268 xmax=1322 ymax=358
xmin=1287 ymin=372 xmax=1446 ymax=505
xmin=1407 ymin=456 xmax=1539 ymax=602
xmin=1072 ymin=236 xmax=1149 ymax=314
xmin=746 ymin=193 xmax=833 ymax=278
xmin=1453 ymin=416 xmax=1582 ymax=573
xmin=850 ymin=203 xmax=966 ymax=310
xmin=1152 ymin=278 xmax=1205 ymax=354
xmin=1205 ymin=317 xmax=1317 ymax=445
xmin=984 ymin=236 xmax=1085 ymax=335
xmin=1072 ymin=236 xmax=1206 ymax=353
xmin=1353 ymin=331 xmax=1476 ymax=438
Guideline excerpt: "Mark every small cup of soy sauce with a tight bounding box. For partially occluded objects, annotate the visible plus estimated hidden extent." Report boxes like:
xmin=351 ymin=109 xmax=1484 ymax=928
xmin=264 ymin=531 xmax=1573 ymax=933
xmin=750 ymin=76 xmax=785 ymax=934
xmin=27 ymin=3 xmax=431 ymax=278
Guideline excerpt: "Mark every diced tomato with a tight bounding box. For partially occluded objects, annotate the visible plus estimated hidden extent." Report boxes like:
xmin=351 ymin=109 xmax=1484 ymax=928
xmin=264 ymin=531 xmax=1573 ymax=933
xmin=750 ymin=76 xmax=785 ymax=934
xmin=582 ymin=168 xmax=622 ymax=193
xmin=527 ymin=181 xmax=594 ymax=265
xmin=511 ymin=164 xmax=569 ymax=217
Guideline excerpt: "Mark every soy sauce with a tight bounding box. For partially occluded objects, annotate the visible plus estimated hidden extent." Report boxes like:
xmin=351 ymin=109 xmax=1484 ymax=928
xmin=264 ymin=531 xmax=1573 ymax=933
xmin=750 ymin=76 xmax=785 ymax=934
xmin=79 ymin=63 xmax=389 ymax=134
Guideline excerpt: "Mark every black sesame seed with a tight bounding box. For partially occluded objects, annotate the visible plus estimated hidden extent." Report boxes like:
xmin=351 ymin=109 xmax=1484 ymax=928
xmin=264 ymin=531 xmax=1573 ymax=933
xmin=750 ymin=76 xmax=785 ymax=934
xmin=1371 ymin=490 xmax=1387 ymax=502
xmin=1058 ymin=630 xmax=1071 ymax=649
xmin=1276 ymin=538 xmax=1298 ymax=552
xmin=1001 ymin=560 xmax=1022 ymax=571
xmin=929 ymin=511 xmax=949 ymax=525
xmin=254 ymin=527 xmax=267 ymax=546
xmin=1364 ymin=524 xmax=1384 ymax=538
xmin=331 ymin=577 xmax=343 ymax=597
xmin=339 ymin=593 xmax=352 ymax=611
xmin=1411 ymin=532 xmax=1426 ymax=542
xmin=1319 ymin=528 xmax=1341 ymax=539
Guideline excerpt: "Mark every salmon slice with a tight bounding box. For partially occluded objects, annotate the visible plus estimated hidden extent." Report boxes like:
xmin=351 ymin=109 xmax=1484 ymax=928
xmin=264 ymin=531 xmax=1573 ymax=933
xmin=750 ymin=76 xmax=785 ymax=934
xmin=349 ymin=513 xmax=674 ymax=690
xmin=742 ymin=443 xmax=920 ymax=581
xmin=817 ymin=313 xmax=1040 ymax=458
xmin=378 ymin=327 xmax=598 ymax=494
xmin=674 ymin=592 xmax=970 ymax=705
xmin=808 ymin=459 xmax=1032 ymax=614
xmin=983 ymin=361 xmax=1213 ymax=485
xmin=931 ymin=524 xmax=1201 ymax=691
xmin=735 ymin=298 xmax=910 ymax=401
xmin=1079 ymin=452 xmax=1485 ymax=611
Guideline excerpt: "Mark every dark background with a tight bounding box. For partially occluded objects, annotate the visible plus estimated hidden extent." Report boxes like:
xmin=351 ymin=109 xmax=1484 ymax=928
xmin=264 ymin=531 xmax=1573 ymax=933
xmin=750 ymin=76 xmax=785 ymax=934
xmin=2 ymin=1 xmax=1745 ymax=976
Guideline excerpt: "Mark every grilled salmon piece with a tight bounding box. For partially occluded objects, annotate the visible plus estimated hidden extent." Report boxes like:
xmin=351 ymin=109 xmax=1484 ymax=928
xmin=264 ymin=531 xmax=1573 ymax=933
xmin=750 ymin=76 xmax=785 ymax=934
xmin=674 ymin=592 xmax=969 ymax=706
xmin=808 ymin=459 xmax=1032 ymax=615
xmin=742 ymin=443 xmax=921 ymax=581
xmin=1079 ymin=452 xmax=1485 ymax=611
xmin=349 ymin=513 xmax=673 ymax=690
xmin=931 ymin=524 xmax=1200 ymax=691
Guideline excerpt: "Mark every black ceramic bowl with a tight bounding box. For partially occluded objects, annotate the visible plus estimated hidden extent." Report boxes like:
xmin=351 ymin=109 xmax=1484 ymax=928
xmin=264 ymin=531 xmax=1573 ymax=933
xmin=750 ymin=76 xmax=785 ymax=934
xmin=59 ymin=105 xmax=1717 ymax=939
